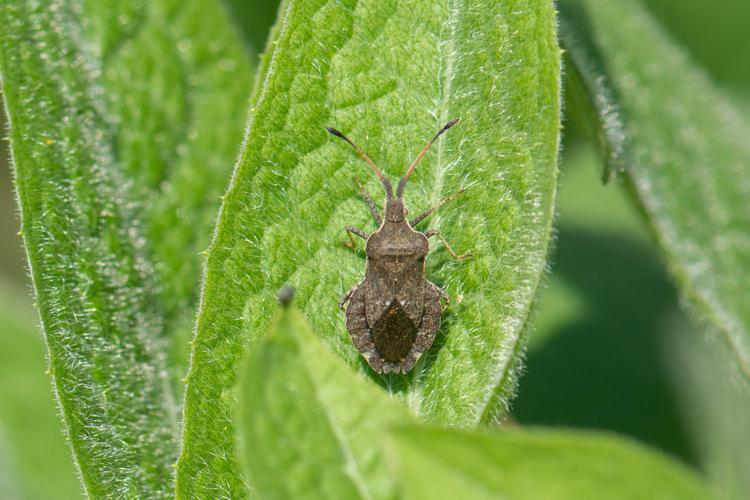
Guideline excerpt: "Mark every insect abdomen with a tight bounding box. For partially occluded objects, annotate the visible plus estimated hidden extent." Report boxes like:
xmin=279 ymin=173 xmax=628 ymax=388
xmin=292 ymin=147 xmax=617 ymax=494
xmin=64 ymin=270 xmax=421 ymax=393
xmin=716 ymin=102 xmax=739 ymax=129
xmin=371 ymin=300 xmax=417 ymax=362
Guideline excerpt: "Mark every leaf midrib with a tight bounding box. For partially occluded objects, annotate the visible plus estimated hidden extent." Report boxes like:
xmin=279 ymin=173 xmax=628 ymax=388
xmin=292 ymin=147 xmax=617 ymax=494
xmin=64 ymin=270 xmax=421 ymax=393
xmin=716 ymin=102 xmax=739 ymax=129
xmin=407 ymin=0 xmax=463 ymax=410
xmin=429 ymin=0 xmax=461 ymax=210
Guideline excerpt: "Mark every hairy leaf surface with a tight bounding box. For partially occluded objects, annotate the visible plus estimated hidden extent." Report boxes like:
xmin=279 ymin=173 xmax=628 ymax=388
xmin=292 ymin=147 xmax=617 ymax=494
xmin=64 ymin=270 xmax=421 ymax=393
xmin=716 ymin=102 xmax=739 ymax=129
xmin=180 ymin=0 xmax=560 ymax=494
xmin=0 ymin=3 xmax=175 ymax=495
xmin=83 ymin=0 xmax=255 ymax=380
xmin=387 ymin=426 xmax=711 ymax=500
xmin=560 ymin=0 xmax=750 ymax=383
xmin=0 ymin=0 xmax=252 ymax=496
xmin=238 ymin=301 xmax=408 ymax=500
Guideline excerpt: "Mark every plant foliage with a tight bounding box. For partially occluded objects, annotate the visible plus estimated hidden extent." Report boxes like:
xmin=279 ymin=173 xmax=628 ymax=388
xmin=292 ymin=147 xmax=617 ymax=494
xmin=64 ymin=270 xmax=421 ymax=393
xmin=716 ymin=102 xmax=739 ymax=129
xmin=387 ymin=426 xmax=711 ymax=500
xmin=0 ymin=0 xmax=252 ymax=496
xmin=2 ymin=0 xmax=744 ymax=498
xmin=560 ymin=0 xmax=750 ymax=387
xmin=178 ymin=0 xmax=560 ymax=495
xmin=238 ymin=300 xmax=409 ymax=499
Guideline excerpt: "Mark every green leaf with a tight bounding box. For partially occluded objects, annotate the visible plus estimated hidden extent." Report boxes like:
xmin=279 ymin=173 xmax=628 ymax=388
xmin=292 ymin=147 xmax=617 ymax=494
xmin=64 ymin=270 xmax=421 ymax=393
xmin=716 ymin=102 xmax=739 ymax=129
xmin=513 ymin=148 xmax=697 ymax=464
xmin=0 ymin=282 xmax=80 ymax=500
xmin=0 ymin=0 xmax=251 ymax=496
xmin=666 ymin=315 xmax=750 ymax=499
xmin=387 ymin=426 xmax=712 ymax=500
xmin=224 ymin=0 xmax=282 ymax=52
xmin=237 ymin=297 xmax=409 ymax=500
xmin=643 ymin=0 xmax=750 ymax=92
xmin=0 ymin=428 xmax=20 ymax=500
xmin=559 ymin=0 xmax=750 ymax=384
xmin=0 ymin=3 xmax=176 ymax=496
xmin=83 ymin=0 xmax=255 ymax=381
xmin=179 ymin=0 xmax=560 ymax=493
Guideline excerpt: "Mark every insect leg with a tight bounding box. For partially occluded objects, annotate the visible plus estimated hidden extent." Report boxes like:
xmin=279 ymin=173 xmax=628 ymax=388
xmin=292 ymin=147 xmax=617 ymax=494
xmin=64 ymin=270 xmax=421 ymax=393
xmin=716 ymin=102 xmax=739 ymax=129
xmin=400 ymin=283 xmax=441 ymax=373
xmin=346 ymin=225 xmax=369 ymax=240
xmin=409 ymin=189 xmax=465 ymax=227
xmin=424 ymin=229 xmax=473 ymax=260
xmin=344 ymin=225 xmax=369 ymax=250
xmin=432 ymin=283 xmax=450 ymax=305
xmin=339 ymin=285 xmax=357 ymax=310
xmin=355 ymin=176 xmax=382 ymax=226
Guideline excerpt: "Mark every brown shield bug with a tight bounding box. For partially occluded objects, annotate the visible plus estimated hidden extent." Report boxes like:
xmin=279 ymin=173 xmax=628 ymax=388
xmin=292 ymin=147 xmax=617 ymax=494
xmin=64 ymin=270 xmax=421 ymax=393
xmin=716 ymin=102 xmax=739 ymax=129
xmin=327 ymin=120 xmax=471 ymax=374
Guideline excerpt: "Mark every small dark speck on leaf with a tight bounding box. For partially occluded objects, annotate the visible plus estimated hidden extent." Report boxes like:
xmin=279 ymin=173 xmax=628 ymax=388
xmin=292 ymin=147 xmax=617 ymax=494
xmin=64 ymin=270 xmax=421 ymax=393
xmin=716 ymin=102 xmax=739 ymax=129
xmin=277 ymin=286 xmax=295 ymax=307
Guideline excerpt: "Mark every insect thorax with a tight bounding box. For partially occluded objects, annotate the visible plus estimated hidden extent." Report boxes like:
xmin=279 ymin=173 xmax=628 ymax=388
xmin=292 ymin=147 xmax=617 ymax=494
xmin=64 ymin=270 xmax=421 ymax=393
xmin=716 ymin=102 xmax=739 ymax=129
xmin=366 ymin=221 xmax=428 ymax=259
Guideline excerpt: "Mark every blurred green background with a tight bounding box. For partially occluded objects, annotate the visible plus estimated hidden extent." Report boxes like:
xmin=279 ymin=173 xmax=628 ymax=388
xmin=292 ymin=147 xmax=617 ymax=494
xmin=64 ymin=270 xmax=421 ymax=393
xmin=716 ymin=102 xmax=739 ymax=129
xmin=1 ymin=0 xmax=748 ymax=498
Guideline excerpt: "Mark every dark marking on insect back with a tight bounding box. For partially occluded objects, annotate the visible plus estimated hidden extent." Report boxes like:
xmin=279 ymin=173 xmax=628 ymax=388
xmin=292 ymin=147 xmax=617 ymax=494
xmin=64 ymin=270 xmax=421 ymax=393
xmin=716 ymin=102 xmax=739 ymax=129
xmin=372 ymin=301 xmax=417 ymax=361
xmin=329 ymin=120 xmax=471 ymax=374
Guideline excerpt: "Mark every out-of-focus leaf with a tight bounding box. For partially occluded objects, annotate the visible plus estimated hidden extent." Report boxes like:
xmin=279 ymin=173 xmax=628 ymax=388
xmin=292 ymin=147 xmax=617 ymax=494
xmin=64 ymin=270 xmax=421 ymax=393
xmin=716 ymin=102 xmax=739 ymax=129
xmin=665 ymin=313 xmax=750 ymax=499
xmin=560 ymin=0 xmax=750 ymax=387
xmin=0 ymin=427 xmax=20 ymax=500
xmin=0 ymin=0 xmax=251 ymax=496
xmin=0 ymin=2 xmax=176 ymax=495
xmin=644 ymin=0 xmax=750 ymax=92
xmin=179 ymin=0 xmax=560 ymax=493
xmin=0 ymin=111 xmax=25 ymax=283
xmin=0 ymin=282 xmax=80 ymax=499
xmin=514 ymin=147 xmax=696 ymax=465
xmin=237 ymin=298 xmax=409 ymax=500
xmin=387 ymin=426 xmax=711 ymax=500
xmin=224 ymin=0 xmax=282 ymax=52
xmin=83 ymin=0 xmax=255 ymax=381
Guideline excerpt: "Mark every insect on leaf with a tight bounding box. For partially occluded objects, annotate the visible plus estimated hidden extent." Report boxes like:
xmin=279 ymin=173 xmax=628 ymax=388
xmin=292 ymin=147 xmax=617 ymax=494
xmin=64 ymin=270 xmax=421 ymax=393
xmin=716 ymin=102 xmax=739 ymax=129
xmin=179 ymin=0 xmax=561 ymax=495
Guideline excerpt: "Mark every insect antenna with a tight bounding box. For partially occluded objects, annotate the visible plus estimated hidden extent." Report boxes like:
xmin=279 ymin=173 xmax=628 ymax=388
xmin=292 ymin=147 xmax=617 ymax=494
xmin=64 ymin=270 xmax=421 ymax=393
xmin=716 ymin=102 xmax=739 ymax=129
xmin=396 ymin=118 xmax=459 ymax=198
xmin=326 ymin=127 xmax=393 ymax=198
